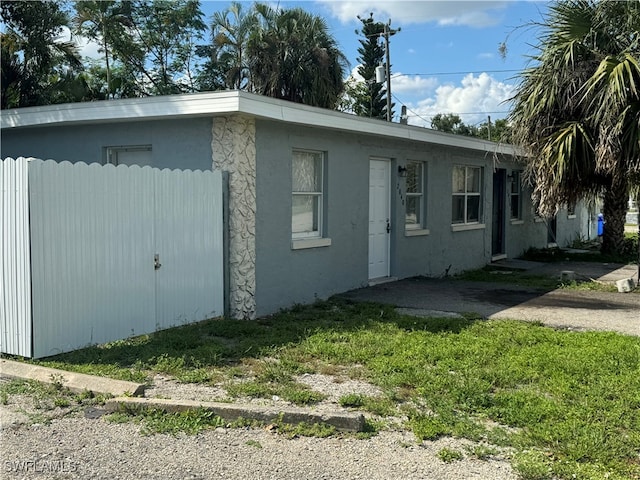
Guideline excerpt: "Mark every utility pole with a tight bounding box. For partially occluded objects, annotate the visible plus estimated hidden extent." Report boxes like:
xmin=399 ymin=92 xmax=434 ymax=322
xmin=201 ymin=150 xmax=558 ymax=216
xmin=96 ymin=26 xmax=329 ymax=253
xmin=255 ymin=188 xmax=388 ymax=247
xmin=381 ymin=20 xmax=400 ymax=122
xmin=361 ymin=15 xmax=399 ymax=121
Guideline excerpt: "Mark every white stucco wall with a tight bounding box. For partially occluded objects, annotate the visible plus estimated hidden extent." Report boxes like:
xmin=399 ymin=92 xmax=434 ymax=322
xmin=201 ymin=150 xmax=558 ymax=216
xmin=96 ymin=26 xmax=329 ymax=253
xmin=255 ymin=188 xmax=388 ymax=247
xmin=212 ymin=115 xmax=257 ymax=319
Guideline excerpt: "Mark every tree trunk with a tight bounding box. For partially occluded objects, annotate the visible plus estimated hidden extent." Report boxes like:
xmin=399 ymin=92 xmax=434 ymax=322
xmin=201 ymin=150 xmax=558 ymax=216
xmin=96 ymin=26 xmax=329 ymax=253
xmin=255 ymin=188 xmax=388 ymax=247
xmin=102 ymin=22 xmax=110 ymax=100
xmin=601 ymin=176 xmax=629 ymax=255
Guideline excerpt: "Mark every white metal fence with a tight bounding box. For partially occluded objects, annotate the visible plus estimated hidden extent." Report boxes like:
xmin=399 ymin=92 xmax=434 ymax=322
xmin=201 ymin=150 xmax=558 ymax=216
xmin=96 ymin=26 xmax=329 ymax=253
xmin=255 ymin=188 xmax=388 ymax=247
xmin=1 ymin=157 xmax=223 ymax=358
xmin=1 ymin=157 xmax=32 ymax=356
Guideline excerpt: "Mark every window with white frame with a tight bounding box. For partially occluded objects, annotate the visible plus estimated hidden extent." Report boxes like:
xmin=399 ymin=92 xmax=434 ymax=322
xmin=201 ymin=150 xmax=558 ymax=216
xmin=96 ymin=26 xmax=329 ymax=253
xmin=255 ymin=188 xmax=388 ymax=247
xmin=405 ymin=161 xmax=425 ymax=229
xmin=452 ymin=165 xmax=482 ymax=224
xmin=292 ymin=150 xmax=324 ymax=239
xmin=510 ymin=171 xmax=522 ymax=220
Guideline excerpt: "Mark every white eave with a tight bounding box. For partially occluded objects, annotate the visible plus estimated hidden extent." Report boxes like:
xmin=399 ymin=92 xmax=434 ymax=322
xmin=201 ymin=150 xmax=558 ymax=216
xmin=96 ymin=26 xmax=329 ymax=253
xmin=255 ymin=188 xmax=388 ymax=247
xmin=0 ymin=90 xmax=517 ymax=156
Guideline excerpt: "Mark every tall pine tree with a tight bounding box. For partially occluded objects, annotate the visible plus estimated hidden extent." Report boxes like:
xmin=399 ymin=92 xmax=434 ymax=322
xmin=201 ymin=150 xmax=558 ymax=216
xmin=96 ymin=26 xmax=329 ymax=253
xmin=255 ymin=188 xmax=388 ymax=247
xmin=355 ymin=14 xmax=392 ymax=120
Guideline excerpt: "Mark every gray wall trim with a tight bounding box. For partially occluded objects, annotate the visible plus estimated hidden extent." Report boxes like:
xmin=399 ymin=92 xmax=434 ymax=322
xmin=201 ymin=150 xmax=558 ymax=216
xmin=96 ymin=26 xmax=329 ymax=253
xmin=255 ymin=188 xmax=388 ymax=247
xmin=222 ymin=171 xmax=231 ymax=318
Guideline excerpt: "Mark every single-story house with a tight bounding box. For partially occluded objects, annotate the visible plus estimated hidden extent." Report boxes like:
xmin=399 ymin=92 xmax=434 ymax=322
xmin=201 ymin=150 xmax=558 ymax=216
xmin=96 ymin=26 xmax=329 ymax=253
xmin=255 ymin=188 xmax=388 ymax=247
xmin=1 ymin=90 xmax=595 ymax=322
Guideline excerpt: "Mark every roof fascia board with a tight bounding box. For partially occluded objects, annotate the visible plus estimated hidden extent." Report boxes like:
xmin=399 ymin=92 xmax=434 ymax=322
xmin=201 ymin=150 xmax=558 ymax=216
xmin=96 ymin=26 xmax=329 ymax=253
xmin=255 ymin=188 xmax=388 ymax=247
xmin=1 ymin=91 xmax=242 ymax=129
xmin=237 ymin=92 xmax=517 ymax=156
xmin=2 ymin=90 xmax=518 ymax=156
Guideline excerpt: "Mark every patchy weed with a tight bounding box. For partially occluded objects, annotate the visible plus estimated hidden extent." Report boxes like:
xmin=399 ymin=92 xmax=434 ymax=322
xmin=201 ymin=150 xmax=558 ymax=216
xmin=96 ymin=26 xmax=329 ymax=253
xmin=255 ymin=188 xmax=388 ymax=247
xmin=438 ymin=447 xmax=464 ymax=463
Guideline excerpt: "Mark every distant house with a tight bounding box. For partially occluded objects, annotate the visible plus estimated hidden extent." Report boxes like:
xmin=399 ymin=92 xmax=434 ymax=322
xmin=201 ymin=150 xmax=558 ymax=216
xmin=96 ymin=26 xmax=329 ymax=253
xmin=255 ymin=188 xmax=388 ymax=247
xmin=1 ymin=90 xmax=595 ymax=322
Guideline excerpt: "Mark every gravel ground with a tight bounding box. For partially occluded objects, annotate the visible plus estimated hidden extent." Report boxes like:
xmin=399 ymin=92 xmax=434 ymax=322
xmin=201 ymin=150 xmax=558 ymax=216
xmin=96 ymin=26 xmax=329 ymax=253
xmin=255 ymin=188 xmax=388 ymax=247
xmin=1 ymin=417 xmax=515 ymax=480
xmin=1 ymin=374 xmax=517 ymax=480
xmin=144 ymin=373 xmax=385 ymax=410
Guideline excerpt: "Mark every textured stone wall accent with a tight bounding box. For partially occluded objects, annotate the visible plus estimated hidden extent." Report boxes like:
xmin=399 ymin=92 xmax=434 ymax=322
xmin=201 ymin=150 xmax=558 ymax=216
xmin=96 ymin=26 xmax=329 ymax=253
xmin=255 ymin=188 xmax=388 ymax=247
xmin=212 ymin=115 xmax=257 ymax=319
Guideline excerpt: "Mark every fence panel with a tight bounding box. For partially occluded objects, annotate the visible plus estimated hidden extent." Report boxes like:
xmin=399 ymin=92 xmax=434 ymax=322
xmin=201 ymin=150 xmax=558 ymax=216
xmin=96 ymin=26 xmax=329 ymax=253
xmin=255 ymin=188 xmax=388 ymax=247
xmin=3 ymin=159 xmax=223 ymax=358
xmin=154 ymin=168 xmax=224 ymax=330
xmin=1 ymin=157 xmax=32 ymax=357
xmin=29 ymin=161 xmax=156 ymax=357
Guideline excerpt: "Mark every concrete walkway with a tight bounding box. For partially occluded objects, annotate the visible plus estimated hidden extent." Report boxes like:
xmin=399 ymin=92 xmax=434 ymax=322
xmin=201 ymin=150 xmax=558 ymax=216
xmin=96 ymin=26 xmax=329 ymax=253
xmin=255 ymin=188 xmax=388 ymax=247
xmin=340 ymin=261 xmax=640 ymax=337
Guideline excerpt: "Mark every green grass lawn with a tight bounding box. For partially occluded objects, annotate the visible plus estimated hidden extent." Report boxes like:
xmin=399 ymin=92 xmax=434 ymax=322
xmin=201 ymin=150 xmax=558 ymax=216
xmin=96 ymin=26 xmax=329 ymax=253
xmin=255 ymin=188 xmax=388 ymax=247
xmin=20 ymin=300 xmax=640 ymax=480
xmin=455 ymin=265 xmax=626 ymax=292
xmin=522 ymin=231 xmax=639 ymax=265
xmin=457 ymin=234 xmax=639 ymax=292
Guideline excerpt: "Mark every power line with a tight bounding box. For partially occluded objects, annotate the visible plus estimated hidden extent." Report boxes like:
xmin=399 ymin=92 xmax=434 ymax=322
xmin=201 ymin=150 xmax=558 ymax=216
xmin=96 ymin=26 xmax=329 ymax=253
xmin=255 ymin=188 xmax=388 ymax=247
xmin=419 ymin=110 xmax=510 ymax=116
xmin=391 ymin=92 xmax=509 ymax=124
xmin=404 ymin=111 xmax=510 ymax=120
xmin=394 ymin=97 xmax=431 ymax=125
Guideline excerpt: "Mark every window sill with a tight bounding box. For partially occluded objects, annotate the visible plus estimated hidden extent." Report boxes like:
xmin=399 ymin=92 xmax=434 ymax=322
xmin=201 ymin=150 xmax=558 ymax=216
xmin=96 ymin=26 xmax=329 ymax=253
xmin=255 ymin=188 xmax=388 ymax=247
xmin=451 ymin=223 xmax=485 ymax=232
xmin=510 ymin=219 xmax=525 ymax=225
xmin=405 ymin=228 xmax=430 ymax=237
xmin=291 ymin=237 xmax=332 ymax=250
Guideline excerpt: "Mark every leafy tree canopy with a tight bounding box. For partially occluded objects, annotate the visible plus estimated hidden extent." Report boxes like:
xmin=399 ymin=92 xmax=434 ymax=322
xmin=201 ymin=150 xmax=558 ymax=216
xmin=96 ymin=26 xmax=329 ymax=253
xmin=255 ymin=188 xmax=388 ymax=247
xmin=247 ymin=3 xmax=348 ymax=108
xmin=431 ymin=113 xmax=512 ymax=143
xmin=1 ymin=0 xmax=83 ymax=108
xmin=353 ymin=13 xmax=387 ymax=119
xmin=74 ymin=0 xmax=134 ymax=99
xmin=198 ymin=1 xmax=257 ymax=91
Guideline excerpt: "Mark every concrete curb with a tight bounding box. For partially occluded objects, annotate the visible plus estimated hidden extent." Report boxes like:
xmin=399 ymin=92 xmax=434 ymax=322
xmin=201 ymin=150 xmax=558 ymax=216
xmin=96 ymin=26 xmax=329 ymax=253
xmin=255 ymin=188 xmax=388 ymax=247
xmin=0 ymin=359 xmax=145 ymax=397
xmin=105 ymin=397 xmax=366 ymax=432
xmin=1 ymin=359 xmax=365 ymax=432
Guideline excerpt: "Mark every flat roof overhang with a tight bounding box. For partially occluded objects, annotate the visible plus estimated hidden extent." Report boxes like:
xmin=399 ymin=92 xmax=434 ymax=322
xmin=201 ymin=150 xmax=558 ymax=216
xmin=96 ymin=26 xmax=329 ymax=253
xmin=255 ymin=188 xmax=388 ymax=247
xmin=1 ymin=90 xmax=519 ymax=157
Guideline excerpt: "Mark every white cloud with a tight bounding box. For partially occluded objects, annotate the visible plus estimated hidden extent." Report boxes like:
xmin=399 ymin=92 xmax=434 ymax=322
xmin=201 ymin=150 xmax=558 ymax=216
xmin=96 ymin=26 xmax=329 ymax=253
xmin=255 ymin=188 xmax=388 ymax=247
xmin=348 ymin=65 xmax=365 ymax=81
xmin=390 ymin=72 xmax=438 ymax=95
xmin=437 ymin=41 xmax=455 ymax=48
xmin=58 ymin=26 xmax=102 ymax=60
xmin=348 ymin=66 xmax=506 ymax=122
xmin=77 ymin=37 xmax=102 ymax=60
xmin=348 ymin=66 xmax=437 ymax=97
xmin=403 ymin=72 xmax=514 ymax=127
xmin=317 ymin=0 xmax=509 ymax=27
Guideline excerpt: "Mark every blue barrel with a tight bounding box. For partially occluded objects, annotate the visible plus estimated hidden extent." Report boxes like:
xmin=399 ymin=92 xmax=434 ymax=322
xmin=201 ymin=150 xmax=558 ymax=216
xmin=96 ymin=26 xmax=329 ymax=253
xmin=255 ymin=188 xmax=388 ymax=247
xmin=597 ymin=213 xmax=604 ymax=236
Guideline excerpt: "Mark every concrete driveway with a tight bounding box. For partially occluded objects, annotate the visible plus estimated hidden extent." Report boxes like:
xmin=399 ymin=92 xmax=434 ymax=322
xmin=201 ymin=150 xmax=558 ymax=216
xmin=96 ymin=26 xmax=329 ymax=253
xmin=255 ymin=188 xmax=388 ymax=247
xmin=340 ymin=261 xmax=640 ymax=337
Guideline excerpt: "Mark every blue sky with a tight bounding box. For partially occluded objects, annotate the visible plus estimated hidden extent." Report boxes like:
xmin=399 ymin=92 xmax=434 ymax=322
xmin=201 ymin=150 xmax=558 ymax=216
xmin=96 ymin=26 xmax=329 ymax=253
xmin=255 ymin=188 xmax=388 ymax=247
xmin=199 ymin=0 xmax=550 ymax=127
xmin=76 ymin=1 xmax=551 ymax=128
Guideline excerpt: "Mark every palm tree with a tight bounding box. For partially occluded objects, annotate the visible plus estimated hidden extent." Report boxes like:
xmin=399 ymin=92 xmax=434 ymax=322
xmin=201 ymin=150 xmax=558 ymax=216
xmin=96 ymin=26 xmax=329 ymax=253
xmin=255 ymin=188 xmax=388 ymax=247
xmin=209 ymin=2 xmax=257 ymax=90
xmin=1 ymin=1 xmax=83 ymax=108
xmin=1 ymin=32 xmax=24 ymax=108
xmin=248 ymin=4 xmax=349 ymax=109
xmin=74 ymin=1 xmax=132 ymax=99
xmin=509 ymin=0 xmax=640 ymax=254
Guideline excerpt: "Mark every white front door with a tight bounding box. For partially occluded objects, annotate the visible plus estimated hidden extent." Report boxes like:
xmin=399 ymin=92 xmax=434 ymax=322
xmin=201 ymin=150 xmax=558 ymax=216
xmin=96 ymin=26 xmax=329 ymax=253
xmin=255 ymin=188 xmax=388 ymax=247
xmin=368 ymin=158 xmax=391 ymax=280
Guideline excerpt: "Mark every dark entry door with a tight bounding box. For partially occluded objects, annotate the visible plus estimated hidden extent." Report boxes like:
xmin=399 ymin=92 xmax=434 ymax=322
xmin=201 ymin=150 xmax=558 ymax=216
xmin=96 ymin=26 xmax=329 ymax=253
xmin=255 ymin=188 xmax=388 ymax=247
xmin=492 ymin=169 xmax=506 ymax=256
xmin=547 ymin=216 xmax=558 ymax=245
